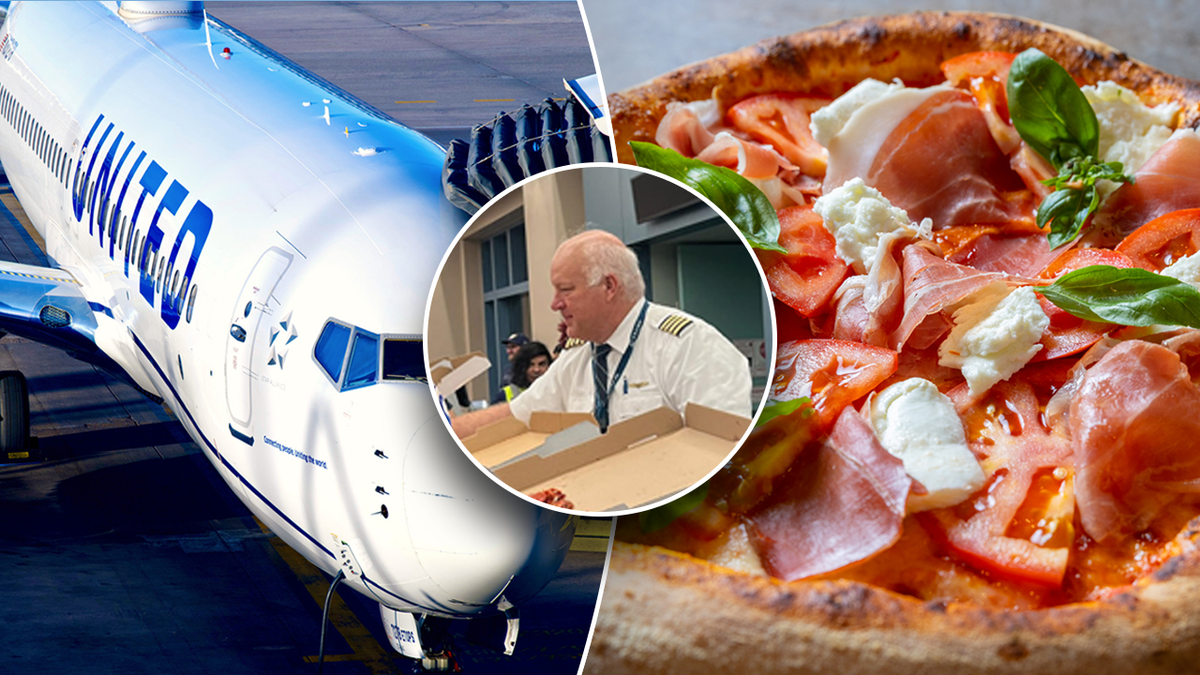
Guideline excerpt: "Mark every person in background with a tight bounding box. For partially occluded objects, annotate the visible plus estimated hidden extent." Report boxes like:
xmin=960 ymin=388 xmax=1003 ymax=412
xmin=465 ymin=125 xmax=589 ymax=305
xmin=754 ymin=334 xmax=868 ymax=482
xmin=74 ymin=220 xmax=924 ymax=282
xmin=492 ymin=341 xmax=552 ymax=404
xmin=500 ymin=332 xmax=529 ymax=387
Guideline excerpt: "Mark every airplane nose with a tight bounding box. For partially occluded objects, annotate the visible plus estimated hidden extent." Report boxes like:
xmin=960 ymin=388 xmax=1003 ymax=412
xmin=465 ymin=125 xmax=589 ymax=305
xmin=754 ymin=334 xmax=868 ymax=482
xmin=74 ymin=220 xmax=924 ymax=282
xmin=401 ymin=413 xmax=573 ymax=609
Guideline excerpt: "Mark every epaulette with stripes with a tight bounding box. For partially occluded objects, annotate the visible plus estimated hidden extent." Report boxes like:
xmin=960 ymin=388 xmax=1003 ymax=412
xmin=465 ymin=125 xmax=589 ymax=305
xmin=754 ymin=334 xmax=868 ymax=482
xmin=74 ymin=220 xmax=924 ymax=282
xmin=562 ymin=338 xmax=587 ymax=350
xmin=656 ymin=314 xmax=693 ymax=337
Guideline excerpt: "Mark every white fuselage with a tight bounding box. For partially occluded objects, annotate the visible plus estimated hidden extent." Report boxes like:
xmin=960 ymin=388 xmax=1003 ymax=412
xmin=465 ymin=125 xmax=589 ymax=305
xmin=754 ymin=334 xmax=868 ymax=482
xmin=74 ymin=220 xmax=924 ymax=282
xmin=0 ymin=1 xmax=572 ymax=619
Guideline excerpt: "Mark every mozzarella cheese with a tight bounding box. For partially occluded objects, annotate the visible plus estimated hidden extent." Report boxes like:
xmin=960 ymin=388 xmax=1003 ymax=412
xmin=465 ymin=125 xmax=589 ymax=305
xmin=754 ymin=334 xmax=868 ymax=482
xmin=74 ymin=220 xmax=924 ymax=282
xmin=939 ymin=285 xmax=1050 ymax=398
xmin=870 ymin=378 xmax=984 ymax=512
xmin=706 ymin=523 xmax=766 ymax=576
xmin=810 ymin=78 xmax=907 ymax=147
xmin=1082 ymin=81 xmax=1179 ymax=196
xmin=812 ymin=177 xmax=931 ymax=274
xmin=1162 ymin=250 xmax=1200 ymax=288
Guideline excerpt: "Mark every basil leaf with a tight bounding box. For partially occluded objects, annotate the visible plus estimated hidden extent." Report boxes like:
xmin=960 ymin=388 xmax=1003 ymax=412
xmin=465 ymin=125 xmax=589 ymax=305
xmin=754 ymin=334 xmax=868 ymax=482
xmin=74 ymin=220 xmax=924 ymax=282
xmin=755 ymin=397 xmax=813 ymax=428
xmin=1040 ymin=265 xmax=1200 ymax=328
xmin=1038 ymin=186 xmax=1087 ymax=249
xmin=1038 ymin=159 xmax=1133 ymax=249
xmin=1008 ymin=51 xmax=1134 ymax=247
xmin=630 ymin=141 xmax=786 ymax=253
xmin=1007 ymin=48 xmax=1100 ymax=167
xmin=638 ymin=482 xmax=709 ymax=533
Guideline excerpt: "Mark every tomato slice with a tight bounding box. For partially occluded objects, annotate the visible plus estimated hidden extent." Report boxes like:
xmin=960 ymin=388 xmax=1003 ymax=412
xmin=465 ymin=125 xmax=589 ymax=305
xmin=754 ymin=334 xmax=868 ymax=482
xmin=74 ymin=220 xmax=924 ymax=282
xmin=940 ymin=51 xmax=1021 ymax=154
xmin=940 ymin=51 xmax=1017 ymax=88
xmin=1032 ymin=247 xmax=1136 ymax=360
xmin=757 ymin=205 xmax=849 ymax=318
xmin=1114 ymin=207 xmax=1200 ymax=271
xmin=715 ymin=339 xmax=897 ymax=515
xmin=727 ymin=94 xmax=830 ymax=176
xmin=774 ymin=299 xmax=813 ymax=343
xmin=771 ymin=338 xmax=897 ymax=432
xmin=921 ymin=378 xmax=1074 ymax=587
xmin=1037 ymin=246 xmax=1137 ymax=279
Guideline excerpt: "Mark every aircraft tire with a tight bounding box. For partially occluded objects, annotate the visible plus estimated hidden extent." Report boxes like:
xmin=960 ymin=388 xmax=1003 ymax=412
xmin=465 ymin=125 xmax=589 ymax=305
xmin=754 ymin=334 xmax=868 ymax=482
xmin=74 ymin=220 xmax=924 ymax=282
xmin=0 ymin=370 xmax=29 ymax=458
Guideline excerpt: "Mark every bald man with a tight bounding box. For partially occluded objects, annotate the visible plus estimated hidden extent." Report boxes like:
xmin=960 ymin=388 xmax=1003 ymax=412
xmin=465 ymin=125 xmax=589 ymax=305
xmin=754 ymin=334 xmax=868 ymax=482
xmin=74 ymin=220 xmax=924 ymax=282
xmin=452 ymin=230 xmax=751 ymax=438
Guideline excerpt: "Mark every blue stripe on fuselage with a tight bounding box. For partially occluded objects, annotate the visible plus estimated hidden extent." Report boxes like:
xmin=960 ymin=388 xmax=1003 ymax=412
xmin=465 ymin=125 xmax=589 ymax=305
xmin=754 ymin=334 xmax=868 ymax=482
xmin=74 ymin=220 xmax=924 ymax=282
xmin=127 ymin=332 xmax=429 ymax=608
xmin=128 ymin=332 xmax=335 ymax=561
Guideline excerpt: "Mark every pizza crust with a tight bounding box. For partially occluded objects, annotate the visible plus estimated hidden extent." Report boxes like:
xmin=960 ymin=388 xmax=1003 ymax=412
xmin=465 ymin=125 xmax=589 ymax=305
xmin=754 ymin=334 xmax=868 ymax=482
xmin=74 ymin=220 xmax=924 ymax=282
xmin=589 ymin=535 xmax=1200 ymax=674
xmin=593 ymin=12 xmax=1200 ymax=674
xmin=610 ymin=12 xmax=1200 ymax=164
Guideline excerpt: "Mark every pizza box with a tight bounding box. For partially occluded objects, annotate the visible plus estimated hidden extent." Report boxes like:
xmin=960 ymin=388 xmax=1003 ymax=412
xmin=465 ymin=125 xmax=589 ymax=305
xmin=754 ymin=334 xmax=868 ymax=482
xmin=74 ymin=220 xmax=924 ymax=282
xmin=429 ymin=351 xmax=490 ymax=399
xmin=461 ymin=411 xmax=599 ymax=468
xmin=484 ymin=403 xmax=750 ymax=513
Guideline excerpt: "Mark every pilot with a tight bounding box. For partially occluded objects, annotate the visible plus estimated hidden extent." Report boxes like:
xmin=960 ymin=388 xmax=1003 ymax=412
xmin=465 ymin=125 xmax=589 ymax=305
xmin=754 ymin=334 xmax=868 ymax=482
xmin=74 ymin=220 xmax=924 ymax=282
xmin=452 ymin=230 xmax=751 ymax=438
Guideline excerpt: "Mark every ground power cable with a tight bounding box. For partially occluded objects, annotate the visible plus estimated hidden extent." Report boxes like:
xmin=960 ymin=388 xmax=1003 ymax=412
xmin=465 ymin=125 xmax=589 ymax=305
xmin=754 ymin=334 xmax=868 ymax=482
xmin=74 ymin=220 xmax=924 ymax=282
xmin=316 ymin=569 xmax=347 ymax=674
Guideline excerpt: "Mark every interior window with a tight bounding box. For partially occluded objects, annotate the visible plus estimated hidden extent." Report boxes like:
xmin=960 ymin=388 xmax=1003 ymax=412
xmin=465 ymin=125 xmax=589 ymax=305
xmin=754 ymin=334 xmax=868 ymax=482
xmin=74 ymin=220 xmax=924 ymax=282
xmin=383 ymin=339 xmax=426 ymax=382
xmin=344 ymin=331 xmax=379 ymax=390
xmin=314 ymin=321 xmax=352 ymax=383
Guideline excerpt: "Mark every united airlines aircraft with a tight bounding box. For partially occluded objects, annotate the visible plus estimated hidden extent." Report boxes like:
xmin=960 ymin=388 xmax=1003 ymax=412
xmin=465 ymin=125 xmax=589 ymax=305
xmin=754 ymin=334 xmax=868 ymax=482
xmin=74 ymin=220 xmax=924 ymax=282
xmin=0 ymin=1 xmax=575 ymax=669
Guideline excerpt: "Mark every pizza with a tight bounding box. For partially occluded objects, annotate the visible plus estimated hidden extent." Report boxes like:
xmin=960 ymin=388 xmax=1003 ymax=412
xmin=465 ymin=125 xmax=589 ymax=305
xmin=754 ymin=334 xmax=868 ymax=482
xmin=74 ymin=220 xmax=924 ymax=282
xmin=588 ymin=12 xmax=1200 ymax=674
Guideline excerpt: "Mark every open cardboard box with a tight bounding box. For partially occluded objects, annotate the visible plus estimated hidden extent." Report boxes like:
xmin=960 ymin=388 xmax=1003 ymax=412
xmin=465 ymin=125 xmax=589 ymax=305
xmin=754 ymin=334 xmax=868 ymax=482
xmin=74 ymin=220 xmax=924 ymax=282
xmin=429 ymin=351 xmax=491 ymax=399
xmin=467 ymin=403 xmax=750 ymax=512
xmin=461 ymin=411 xmax=599 ymax=468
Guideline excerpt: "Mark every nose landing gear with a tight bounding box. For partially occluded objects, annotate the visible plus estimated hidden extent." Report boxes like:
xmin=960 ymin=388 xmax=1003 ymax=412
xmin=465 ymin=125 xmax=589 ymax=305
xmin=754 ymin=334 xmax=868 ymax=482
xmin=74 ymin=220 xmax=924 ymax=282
xmin=413 ymin=616 xmax=459 ymax=673
xmin=382 ymin=603 xmax=521 ymax=671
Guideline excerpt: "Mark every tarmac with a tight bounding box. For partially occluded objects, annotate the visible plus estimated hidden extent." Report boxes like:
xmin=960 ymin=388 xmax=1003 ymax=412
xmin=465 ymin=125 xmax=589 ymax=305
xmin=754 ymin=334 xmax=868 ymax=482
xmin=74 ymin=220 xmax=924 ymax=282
xmin=208 ymin=1 xmax=598 ymax=146
xmin=0 ymin=3 xmax=608 ymax=674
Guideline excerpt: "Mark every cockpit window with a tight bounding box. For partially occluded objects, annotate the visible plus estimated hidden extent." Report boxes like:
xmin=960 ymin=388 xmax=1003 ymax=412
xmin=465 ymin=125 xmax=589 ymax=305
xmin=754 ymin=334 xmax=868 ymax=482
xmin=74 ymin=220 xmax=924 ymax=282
xmin=343 ymin=331 xmax=379 ymax=390
xmin=315 ymin=321 xmax=425 ymax=391
xmin=382 ymin=338 xmax=425 ymax=382
xmin=314 ymin=321 xmax=351 ymax=382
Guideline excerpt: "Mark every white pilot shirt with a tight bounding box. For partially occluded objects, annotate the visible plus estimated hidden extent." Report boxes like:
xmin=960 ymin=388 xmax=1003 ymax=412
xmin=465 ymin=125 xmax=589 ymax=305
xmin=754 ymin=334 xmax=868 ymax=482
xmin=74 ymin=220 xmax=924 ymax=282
xmin=508 ymin=300 xmax=752 ymax=425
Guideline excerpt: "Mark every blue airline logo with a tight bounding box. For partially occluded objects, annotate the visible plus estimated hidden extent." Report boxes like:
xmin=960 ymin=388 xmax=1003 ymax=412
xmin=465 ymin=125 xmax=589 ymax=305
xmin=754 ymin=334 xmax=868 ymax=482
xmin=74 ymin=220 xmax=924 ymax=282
xmin=73 ymin=114 xmax=210 ymax=330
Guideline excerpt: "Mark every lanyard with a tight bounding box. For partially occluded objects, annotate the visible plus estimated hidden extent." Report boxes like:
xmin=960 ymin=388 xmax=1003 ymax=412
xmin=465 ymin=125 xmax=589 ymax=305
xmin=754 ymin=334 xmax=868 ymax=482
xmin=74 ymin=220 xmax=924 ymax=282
xmin=597 ymin=300 xmax=649 ymax=400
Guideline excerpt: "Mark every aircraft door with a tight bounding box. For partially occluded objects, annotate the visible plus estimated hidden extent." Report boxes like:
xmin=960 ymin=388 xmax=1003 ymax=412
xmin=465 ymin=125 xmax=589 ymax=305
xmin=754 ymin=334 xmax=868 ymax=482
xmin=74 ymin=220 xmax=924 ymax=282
xmin=226 ymin=247 xmax=293 ymax=445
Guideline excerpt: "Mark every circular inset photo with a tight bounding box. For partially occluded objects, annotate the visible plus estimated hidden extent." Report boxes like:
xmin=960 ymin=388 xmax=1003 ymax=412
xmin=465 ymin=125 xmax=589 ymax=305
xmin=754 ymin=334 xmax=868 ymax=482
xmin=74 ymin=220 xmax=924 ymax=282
xmin=425 ymin=164 xmax=773 ymax=516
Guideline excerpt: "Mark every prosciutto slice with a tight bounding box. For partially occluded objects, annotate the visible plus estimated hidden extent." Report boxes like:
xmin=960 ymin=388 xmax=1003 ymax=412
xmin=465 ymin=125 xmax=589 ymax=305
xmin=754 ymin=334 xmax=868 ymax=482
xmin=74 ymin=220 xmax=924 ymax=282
xmin=948 ymin=231 xmax=1060 ymax=278
xmin=655 ymin=99 xmax=720 ymax=157
xmin=748 ymin=408 xmax=910 ymax=581
xmin=1072 ymin=339 xmax=1200 ymax=543
xmin=654 ymin=100 xmax=801 ymax=185
xmin=695 ymin=132 xmax=793 ymax=180
xmin=891 ymin=243 xmax=1008 ymax=350
xmin=1093 ymin=129 xmax=1200 ymax=242
xmin=826 ymin=88 xmax=1029 ymax=229
xmin=830 ymin=229 xmax=909 ymax=347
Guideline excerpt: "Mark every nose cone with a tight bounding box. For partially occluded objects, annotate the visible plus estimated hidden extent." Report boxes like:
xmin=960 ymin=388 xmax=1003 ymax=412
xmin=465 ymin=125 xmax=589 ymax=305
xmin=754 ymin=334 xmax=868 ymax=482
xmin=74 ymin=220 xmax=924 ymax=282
xmin=403 ymin=416 xmax=573 ymax=610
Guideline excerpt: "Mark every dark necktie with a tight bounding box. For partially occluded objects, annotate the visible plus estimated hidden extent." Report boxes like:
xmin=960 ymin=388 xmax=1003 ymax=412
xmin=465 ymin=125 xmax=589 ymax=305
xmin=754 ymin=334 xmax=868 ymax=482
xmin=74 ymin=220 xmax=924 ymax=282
xmin=592 ymin=343 xmax=612 ymax=433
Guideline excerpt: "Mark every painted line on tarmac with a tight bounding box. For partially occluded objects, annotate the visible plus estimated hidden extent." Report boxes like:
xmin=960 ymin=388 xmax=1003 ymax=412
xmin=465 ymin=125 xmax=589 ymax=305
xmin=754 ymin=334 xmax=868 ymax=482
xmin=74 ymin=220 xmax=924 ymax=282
xmin=255 ymin=518 xmax=400 ymax=673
